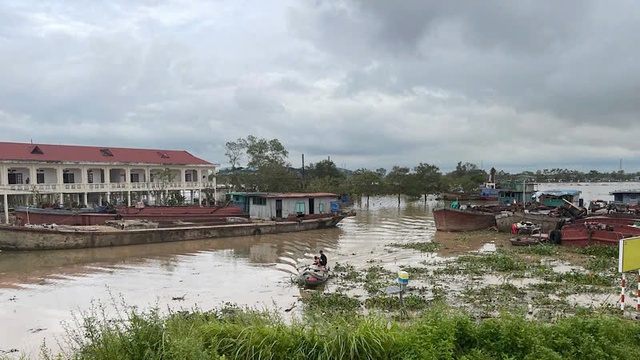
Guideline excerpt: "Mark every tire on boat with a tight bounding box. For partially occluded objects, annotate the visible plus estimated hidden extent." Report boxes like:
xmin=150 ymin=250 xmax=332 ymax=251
xmin=549 ymin=230 xmax=562 ymax=245
xmin=252 ymin=228 xmax=262 ymax=236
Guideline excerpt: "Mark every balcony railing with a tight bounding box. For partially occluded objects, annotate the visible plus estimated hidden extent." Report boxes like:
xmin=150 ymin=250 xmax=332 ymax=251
xmin=0 ymin=181 xmax=215 ymax=193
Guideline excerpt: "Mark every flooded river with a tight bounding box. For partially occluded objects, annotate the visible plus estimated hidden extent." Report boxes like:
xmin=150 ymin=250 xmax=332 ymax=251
xmin=0 ymin=197 xmax=436 ymax=357
xmin=1 ymin=182 xmax=638 ymax=357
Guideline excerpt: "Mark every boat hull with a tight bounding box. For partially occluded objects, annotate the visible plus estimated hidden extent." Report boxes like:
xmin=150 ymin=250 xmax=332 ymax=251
xmin=560 ymin=222 xmax=640 ymax=247
xmin=298 ymin=267 xmax=330 ymax=288
xmin=0 ymin=215 xmax=349 ymax=251
xmin=433 ymin=208 xmax=496 ymax=232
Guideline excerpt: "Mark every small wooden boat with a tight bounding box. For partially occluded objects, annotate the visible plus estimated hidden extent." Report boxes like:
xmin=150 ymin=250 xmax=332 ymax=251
xmin=510 ymin=233 xmax=548 ymax=246
xmin=297 ymin=266 xmax=330 ymax=288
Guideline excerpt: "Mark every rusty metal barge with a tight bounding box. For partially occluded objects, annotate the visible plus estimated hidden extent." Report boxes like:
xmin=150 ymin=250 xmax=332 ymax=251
xmin=0 ymin=214 xmax=352 ymax=251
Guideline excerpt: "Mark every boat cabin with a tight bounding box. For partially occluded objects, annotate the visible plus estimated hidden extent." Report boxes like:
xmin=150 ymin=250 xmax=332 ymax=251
xmin=230 ymin=192 xmax=340 ymax=221
xmin=497 ymin=181 xmax=537 ymax=205
xmin=533 ymin=189 xmax=583 ymax=207
xmin=609 ymin=189 xmax=640 ymax=206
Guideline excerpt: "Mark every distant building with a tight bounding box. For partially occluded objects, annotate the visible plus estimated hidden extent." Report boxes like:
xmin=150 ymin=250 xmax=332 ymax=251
xmin=610 ymin=189 xmax=640 ymax=206
xmin=0 ymin=141 xmax=219 ymax=223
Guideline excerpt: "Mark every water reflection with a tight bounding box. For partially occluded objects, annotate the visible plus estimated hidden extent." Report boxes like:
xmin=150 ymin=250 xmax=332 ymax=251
xmin=0 ymin=227 xmax=348 ymax=289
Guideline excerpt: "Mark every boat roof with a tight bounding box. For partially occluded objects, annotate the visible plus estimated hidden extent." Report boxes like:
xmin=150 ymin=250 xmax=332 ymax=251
xmin=533 ymin=189 xmax=582 ymax=198
xmin=230 ymin=192 xmax=339 ymax=199
xmin=610 ymin=189 xmax=640 ymax=195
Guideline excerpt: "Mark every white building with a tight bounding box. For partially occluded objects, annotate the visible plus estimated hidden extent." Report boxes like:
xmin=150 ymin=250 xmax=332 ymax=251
xmin=232 ymin=192 xmax=340 ymax=220
xmin=0 ymin=142 xmax=219 ymax=223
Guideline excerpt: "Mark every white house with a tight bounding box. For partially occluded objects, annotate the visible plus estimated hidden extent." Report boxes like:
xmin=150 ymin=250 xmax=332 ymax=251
xmin=233 ymin=192 xmax=340 ymax=220
xmin=0 ymin=141 xmax=219 ymax=223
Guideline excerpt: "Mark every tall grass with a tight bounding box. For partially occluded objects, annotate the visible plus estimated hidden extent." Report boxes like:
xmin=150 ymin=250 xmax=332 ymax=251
xmin=46 ymin=302 xmax=640 ymax=360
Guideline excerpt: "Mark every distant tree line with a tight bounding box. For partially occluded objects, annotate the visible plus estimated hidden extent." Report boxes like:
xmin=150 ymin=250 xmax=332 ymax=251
xmin=217 ymin=136 xmax=640 ymax=202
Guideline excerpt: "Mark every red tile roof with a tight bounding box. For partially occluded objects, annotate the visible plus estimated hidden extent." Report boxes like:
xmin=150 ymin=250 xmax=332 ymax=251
xmin=0 ymin=142 xmax=214 ymax=165
xmin=258 ymin=192 xmax=339 ymax=199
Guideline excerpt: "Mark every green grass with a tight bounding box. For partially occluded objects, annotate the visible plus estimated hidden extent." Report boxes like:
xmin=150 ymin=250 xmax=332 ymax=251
xmin=514 ymin=244 xmax=561 ymax=256
xmin=388 ymin=241 xmax=441 ymax=253
xmin=48 ymin=303 xmax=640 ymax=360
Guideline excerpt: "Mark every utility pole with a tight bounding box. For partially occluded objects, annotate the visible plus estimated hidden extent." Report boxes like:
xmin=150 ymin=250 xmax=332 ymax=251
xmin=301 ymin=154 xmax=305 ymax=190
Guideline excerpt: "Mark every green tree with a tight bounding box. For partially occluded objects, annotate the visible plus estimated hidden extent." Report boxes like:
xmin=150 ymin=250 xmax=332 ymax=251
xmin=446 ymin=162 xmax=487 ymax=193
xmin=385 ymin=166 xmax=411 ymax=205
xmin=245 ymin=135 xmax=289 ymax=168
xmin=414 ymin=163 xmax=443 ymax=202
xmin=225 ymin=138 xmax=247 ymax=170
xmin=306 ymin=159 xmax=344 ymax=180
xmin=349 ymin=169 xmax=384 ymax=206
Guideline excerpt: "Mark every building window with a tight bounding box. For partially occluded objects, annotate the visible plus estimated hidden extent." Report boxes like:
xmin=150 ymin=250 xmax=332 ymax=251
xmin=185 ymin=172 xmax=192 ymax=182
xmin=37 ymin=173 xmax=45 ymax=184
xmin=130 ymin=173 xmax=140 ymax=183
xmin=88 ymin=171 xmax=94 ymax=183
xmin=295 ymin=202 xmax=305 ymax=213
xmin=8 ymin=173 xmax=22 ymax=184
xmin=63 ymin=173 xmax=75 ymax=184
xmin=319 ymin=203 xmax=325 ymax=213
xmin=252 ymin=197 xmax=267 ymax=205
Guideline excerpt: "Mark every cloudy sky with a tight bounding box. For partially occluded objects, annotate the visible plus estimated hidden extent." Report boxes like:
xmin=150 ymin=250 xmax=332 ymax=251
xmin=1 ymin=0 xmax=639 ymax=173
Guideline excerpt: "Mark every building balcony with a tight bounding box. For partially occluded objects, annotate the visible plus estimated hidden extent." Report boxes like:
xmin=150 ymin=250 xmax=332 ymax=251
xmin=0 ymin=181 xmax=215 ymax=194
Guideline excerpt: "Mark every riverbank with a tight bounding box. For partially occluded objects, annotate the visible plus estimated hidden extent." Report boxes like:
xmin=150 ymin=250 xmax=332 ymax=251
xmin=38 ymin=302 xmax=640 ymax=360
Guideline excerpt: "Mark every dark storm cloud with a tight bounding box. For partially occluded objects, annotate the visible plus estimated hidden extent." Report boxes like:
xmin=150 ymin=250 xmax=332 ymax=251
xmin=289 ymin=0 xmax=640 ymax=130
xmin=2 ymin=0 xmax=640 ymax=173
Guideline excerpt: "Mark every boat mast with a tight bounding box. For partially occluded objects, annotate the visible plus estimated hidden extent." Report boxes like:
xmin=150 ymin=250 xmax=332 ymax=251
xmin=522 ymin=178 xmax=526 ymax=210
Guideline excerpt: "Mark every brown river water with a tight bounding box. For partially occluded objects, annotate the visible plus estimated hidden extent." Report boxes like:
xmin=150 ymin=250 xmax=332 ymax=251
xmin=0 ymin=182 xmax=638 ymax=357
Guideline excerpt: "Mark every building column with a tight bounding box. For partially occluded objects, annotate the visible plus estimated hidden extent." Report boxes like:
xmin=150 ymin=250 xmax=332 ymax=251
xmin=83 ymin=192 xmax=88 ymax=207
xmin=212 ymin=169 xmax=217 ymax=206
xmin=127 ymin=191 xmax=131 ymax=207
xmin=3 ymin=193 xmax=8 ymax=224
xmin=29 ymin=165 xmax=36 ymax=185
xmin=0 ymin=164 xmax=4 ymax=185
xmin=80 ymin=166 xmax=86 ymax=184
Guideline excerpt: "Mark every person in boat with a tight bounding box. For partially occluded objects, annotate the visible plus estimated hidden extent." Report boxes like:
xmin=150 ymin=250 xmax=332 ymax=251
xmin=313 ymin=256 xmax=321 ymax=267
xmin=319 ymin=250 xmax=327 ymax=268
xmin=451 ymin=201 xmax=460 ymax=209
